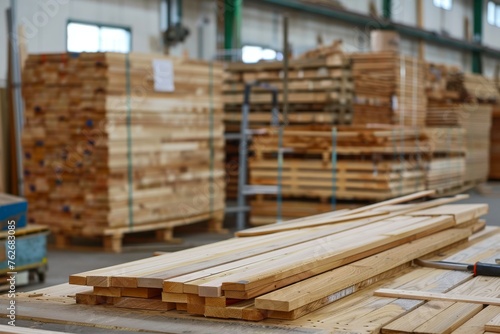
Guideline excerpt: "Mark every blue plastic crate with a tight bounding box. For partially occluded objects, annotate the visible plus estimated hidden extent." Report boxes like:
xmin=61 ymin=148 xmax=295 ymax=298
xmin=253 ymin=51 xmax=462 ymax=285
xmin=0 ymin=230 xmax=48 ymax=272
xmin=0 ymin=194 xmax=28 ymax=231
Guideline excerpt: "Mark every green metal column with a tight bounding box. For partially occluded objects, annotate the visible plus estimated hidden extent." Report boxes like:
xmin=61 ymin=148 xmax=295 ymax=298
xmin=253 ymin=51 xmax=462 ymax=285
xmin=383 ymin=0 xmax=392 ymax=19
xmin=472 ymin=0 xmax=483 ymax=73
xmin=224 ymin=0 xmax=242 ymax=55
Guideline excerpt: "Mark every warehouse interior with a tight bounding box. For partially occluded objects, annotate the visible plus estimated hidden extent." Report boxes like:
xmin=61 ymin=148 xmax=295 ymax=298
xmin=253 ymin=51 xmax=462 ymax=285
xmin=2 ymin=0 xmax=500 ymax=333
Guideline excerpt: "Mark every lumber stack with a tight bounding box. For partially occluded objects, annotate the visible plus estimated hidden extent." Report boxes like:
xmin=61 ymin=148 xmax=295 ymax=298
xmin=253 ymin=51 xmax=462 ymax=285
xmin=68 ymin=191 xmax=492 ymax=324
xmin=223 ymin=51 xmax=353 ymax=198
xmin=461 ymin=104 xmax=492 ymax=184
xmin=490 ymin=106 xmax=500 ymax=179
xmin=425 ymin=62 xmax=461 ymax=101
xmin=21 ymin=52 xmax=225 ymax=251
xmin=448 ymin=72 xmax=500 ymax=103
xmin=249 ymin=125 xmax=428 ymax=203
xmin=351 ymin=52 xmax=426 ymax=126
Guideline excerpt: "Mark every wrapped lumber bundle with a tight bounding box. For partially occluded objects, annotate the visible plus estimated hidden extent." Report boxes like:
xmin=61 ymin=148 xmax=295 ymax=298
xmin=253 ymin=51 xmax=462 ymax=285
xmin=223 ymin=48 xmax=353 ymax=198
xmin=22 ymin=52 xmax=225 ymax=251
xmin=490 ymin=106 xmax=500 ymax=179
xmin=67 ymin=191 xmax=494 ymax=327
xmin=351 ymin=52 xmax=426 ymax=127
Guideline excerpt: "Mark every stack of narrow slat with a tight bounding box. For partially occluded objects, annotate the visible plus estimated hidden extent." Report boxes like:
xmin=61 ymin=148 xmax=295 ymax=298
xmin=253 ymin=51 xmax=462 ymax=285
xmin=68 ymin=191 xmax=490 ymax=324
xmin=223 ymin=52 xmax=353 ymax=198
xmin=490 ymin=106 xmax=500 ymax=179
xmin=22 ymin=52 xmax=226 ymax=251
xmin=351 ymin=52 xmax=426 ymax=127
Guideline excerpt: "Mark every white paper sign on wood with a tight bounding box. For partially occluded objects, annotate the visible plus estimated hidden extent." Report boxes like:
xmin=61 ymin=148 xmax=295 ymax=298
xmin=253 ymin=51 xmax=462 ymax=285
xmin=153 ymin=59 xmax=175 ymax=92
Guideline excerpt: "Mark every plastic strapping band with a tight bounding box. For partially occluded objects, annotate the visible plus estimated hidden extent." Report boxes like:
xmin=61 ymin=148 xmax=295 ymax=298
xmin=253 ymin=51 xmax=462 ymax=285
xmin=277 ymin=126 xmax=283 ymax=223
xmin=209 ymin=62 xmax=215 ymax=216
xmin=125 ymin=53 xmax=134 ymax=230
xmin=331 ymin=127 xmax=337 ymax=210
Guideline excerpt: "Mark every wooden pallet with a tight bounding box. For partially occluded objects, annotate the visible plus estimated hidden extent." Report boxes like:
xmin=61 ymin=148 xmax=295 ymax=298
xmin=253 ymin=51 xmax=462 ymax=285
xmin=52 ymin=211 xmax=225 ymax=253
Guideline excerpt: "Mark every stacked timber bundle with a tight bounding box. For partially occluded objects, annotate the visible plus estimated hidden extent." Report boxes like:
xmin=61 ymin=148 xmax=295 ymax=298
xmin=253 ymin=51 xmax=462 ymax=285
xmin=447 ymin=72 xmax=500 ymax=103
xmin=425 ymin=62 xmax=461 ymax=101
xmin=490 ymin=105 xmax=500 ymax=179
xmin=22 ymin=52 xmax=225 ymax=251
xmin=461 ymin=104 xmax=492 ymax=184
xmin=223 ymin=50 xmax=353 ymax=198
xmin=351 ymin=52 xmax=426 ymax=127
xmin=67 ymin=191 xmax=495 ymax=327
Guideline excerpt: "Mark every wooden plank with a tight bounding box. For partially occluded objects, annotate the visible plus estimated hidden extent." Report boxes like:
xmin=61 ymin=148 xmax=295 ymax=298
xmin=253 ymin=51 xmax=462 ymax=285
xmin=254 ymin=227 xmax=469 ymax=312
xmin=485 ymin=314 xmax=500 ymax=333
xmin=452 ymin=306 xmax=500 ymax=334
xmin=374 ymin=288 xmax=500 ymax=306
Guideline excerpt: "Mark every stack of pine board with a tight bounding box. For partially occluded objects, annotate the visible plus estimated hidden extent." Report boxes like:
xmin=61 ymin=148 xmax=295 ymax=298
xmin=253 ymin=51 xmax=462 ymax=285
xmin=462 ymin=104 xmax=493 ymax=185
xmin=22 ymin=52 xmax=226 ymax=251
xmin=249 ymin=125 xmax=429 ymax=203
xmin=425 ymin=62 xmax=461 ymax=101
xmin=447 ymin=72 xmax=500 ymax=103
xmin=6 ymin=223 xmax=500 ymax=333
xmin=490 ymin=106 xmax=500 ymax=180
xmin=424 ymin=127 xmax=466 ymax=194
xmin=67 ymin=191 xmax=493 ymax=325
xmin=223 ymin=52 xmax=353 ymax=199
xmin=351 ymin=52 xmax=426 ymax=127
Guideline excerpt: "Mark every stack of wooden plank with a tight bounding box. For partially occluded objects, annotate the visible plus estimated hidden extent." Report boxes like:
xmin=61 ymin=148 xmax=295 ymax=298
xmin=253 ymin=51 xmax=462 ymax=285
xmin=490 ymin=106 xmax=500 ymax=179
xmin=448 ymin=72 xmax=500 ymax=103
xmin=21 ymin=52 xmax=226 ymax=251
xmin=425 ymin=62 xmax=461 ymax=101
xmin=223 ymin=53 xmax=353 ymax=198
xmin=461 ymin=104 xmax=493 ymax=185
xmin=249 ymin=125 xmax=428 ymax=203
xmin=67 ymin=191 xmax=492 ymax=325
xmin=351 ymin=52 xmax=426 ymax=126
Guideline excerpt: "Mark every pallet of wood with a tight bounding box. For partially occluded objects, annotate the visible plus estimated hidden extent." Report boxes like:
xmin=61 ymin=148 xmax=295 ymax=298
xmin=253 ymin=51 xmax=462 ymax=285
xmin=223 ymin=52 xmax=353 ymax=199
xmin=351 ymin=52 xmax=426 ymax=127
xmin=65 ymin=191 xmax=495 ymax=326
xmin=425 ymin=62 xmax=461 ymax=101
xmin=21 ymin=52 xmax=226 ymax=252
xmin=490 ymin=106 xmax=500 ymax=179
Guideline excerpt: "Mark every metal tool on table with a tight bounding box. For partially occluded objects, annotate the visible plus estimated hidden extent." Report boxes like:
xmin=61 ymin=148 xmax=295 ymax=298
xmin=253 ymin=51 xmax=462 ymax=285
xmin=415 ymin=259 xmax=500 ymax=277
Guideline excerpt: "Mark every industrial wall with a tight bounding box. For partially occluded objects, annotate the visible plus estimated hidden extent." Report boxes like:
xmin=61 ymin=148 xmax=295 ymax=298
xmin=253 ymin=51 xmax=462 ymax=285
xmin=0 ymin=0 xmax=499 ymax=87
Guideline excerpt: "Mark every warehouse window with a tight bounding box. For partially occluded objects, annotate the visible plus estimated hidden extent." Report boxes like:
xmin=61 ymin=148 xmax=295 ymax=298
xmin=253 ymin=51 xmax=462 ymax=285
xmin=242 ymin=45 xmax=283 ymax=63
xmin=488 ymin=1 xmax=500 ymax=27
xmin=433 ymin=0 xmax=452 ymax=10
xmin=67 ymin=21 xmax=131 ymax=53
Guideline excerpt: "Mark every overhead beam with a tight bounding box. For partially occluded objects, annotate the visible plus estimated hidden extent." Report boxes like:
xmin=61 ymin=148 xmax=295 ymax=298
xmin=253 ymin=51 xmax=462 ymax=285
xmin=254 ymin=0 xmax=500 ymax=60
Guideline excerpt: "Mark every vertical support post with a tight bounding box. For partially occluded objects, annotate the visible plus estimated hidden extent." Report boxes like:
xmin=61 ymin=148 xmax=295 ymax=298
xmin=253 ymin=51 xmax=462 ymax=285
xmin=472 ymin=0 xmax=482 ymax=74
xmin=8 ymin=0 xmax=24 ymax=196
xmin=383 ymin=0 xmax=392 ymax=20
xmin=224 ymin=0 xmax=242 ymax=60
xmin=416 ymin=0 xmax=425 ymax=60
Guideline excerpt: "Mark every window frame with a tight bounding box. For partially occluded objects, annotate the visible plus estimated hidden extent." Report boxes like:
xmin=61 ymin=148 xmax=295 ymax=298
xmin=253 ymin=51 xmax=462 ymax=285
xmin=66 ymin=19 xmax=133 ymax=53
xmin=488 ymin=1 xmax=500 ymax=27
xmin=433 ymin=0 xmax=453 ymax=11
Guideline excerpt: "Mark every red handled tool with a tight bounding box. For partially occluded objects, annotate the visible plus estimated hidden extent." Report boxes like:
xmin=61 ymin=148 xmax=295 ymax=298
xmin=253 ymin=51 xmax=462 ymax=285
xmin=415 ymin=259 xmax=500 ymax=277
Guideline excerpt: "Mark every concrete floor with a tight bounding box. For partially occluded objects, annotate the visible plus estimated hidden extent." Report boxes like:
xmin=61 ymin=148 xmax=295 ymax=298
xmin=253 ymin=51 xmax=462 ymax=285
xmin=18 ymin=182 xmax=500 ymax=293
